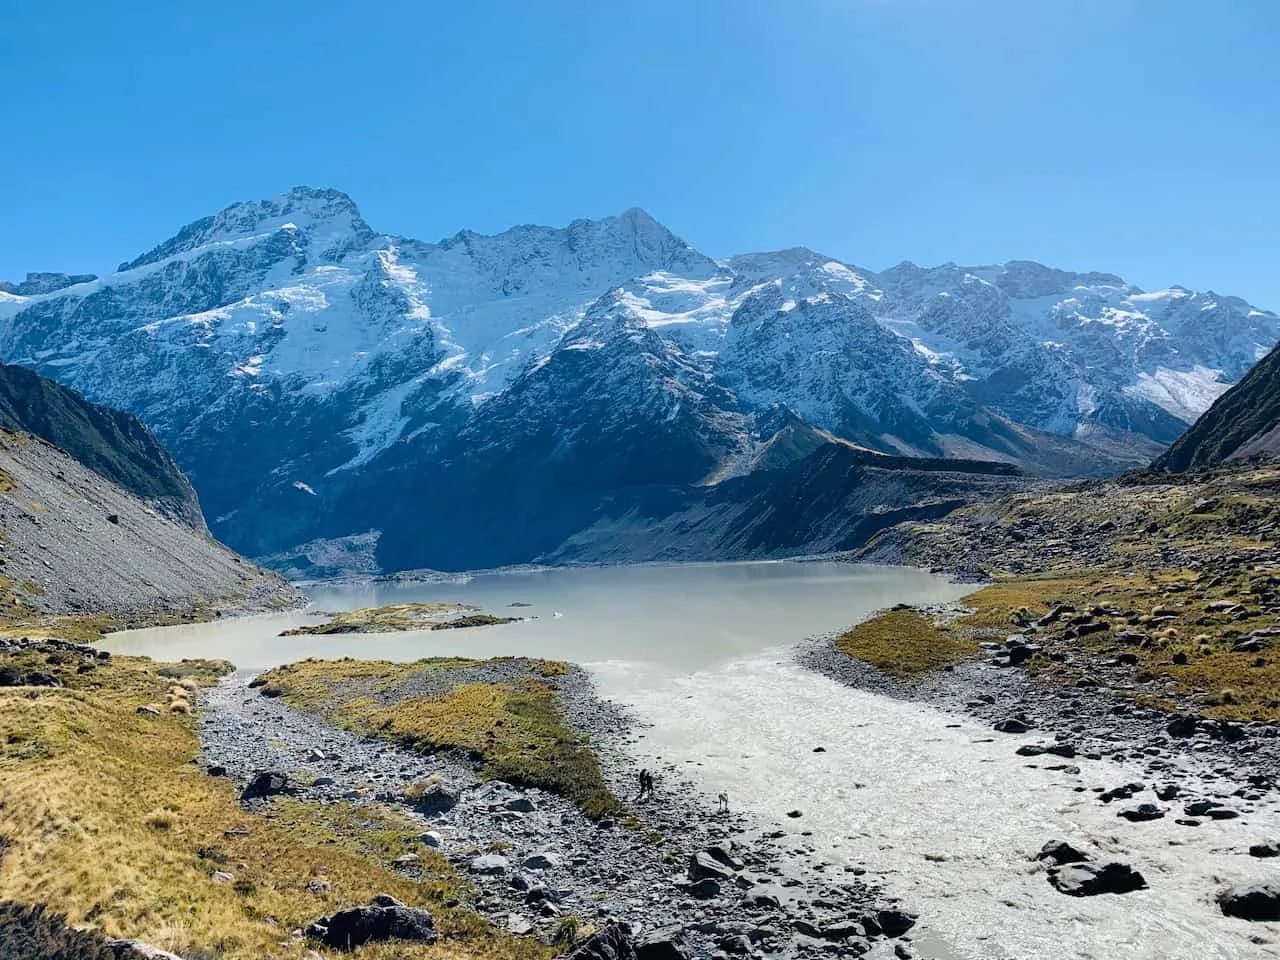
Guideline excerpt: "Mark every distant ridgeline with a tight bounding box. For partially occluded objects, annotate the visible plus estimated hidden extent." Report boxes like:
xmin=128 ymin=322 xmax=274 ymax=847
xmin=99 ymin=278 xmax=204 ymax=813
xmin=2 ymin=186 xmax=1277 ymax=572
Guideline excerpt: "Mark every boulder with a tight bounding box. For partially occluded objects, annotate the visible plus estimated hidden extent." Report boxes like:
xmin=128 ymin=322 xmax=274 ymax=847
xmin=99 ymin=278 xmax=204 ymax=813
xmin=414 ymin=783 xmax=458 ymax=814
xmin=1184 ymin=800 xmax=1219 ymax=817
xmin=521 ymin=852 xmax=562 ymax=871
xmin=1117 ymin=803 xmax=1165 ymax=822
xmin=994 ymin=718 xmax=1030 ymax=734
xmin=1035 ymin=840 xmax=1090 ymax=865
xmin=1166 ymin=715 xmax=1199 ymax=738
xmin=688 ymin=850 xmax=735 ymax=882
xmin=1248 ymin=842 xmax=1280 ymax=859
xmin=636 ymin=926 xmax=689 ymax=960
xmin=1218 ymin=883 xmax=1280 ymax=921
xmin=1048 ymin=862 xmax=1147 ymax=896
xmin=567 ymin=922 xmax=638 ymax=960
xmin=504 ymin=795 xmax=536 ymax=813
xmin=310 ymin=902 xmax=437 ymax=948
xmin=702 ymin=844 xmax=745 ymax=871
xmin=240 ymin=770 xmax=289 ymax=801
xmin=469 ymin=854 xmax=510 ymax=875
xmin=685 ymin=877 xmax=722 ymax=899
xmin=875 ymin=908 xmax=917 ymax=937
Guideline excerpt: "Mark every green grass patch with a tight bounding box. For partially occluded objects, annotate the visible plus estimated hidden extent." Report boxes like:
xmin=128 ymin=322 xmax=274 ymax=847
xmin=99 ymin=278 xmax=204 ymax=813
xmin=261 ymin=658 xmax=624 ymax=820
xmin=836 ymin=609 xmax=979 ymax=677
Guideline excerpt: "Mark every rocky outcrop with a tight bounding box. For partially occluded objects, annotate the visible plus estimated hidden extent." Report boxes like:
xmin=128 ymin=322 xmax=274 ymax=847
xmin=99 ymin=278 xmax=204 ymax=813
xmin=1218 ymin=883 xmax=1280 ymax=921
xmin=0 ymin=901 xmax=185 ymax=960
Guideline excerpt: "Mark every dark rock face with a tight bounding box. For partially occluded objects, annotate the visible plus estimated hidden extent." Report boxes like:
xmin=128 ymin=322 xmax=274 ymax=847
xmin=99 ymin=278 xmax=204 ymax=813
xmin=636 ymin=926 xmax=690 ymax=960
xmin=1048 ymin=862 xmax=1148 ymax=897
xmin=308 ymin=900 xmax=437 ymax=948
xmin=689 ymin=849 xmax=737 ymax=882
xmin=874 ymin=908 xmax=917 ymax=937
xmin=0 ymin=272 xmax=97 ymax=296
xmin=1218 ymin=883 xmax=1280 ymax=921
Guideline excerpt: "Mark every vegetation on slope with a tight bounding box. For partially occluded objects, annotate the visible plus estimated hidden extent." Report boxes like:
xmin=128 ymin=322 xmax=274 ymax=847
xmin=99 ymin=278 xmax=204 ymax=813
xmin=258 ymin=657 xmax=623 ymax=820
xmin=853 ymin=463 xmax=1280 ymax=721
xmin=0 ymin=645 xmax=543 ymax=960
xmin=835 ymin=608 xmax=978 ymax=676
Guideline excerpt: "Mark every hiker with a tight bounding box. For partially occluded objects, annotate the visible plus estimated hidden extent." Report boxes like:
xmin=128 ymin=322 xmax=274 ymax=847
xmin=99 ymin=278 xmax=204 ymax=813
xmin=638 ymin=768 xmax=651 ymax=801
xmin=717 ymin=790 xmax=729 ymax=814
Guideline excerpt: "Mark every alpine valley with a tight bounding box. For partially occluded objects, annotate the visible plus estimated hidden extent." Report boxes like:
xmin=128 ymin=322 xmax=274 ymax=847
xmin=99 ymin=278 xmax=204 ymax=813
xmin=2 ymin=187 xmax=1277 ymax=574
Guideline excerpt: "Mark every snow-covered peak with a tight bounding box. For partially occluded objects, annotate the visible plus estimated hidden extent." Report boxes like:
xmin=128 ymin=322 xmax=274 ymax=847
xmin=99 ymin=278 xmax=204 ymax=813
xmin=118 ymin=186 xmax=374 ymax=272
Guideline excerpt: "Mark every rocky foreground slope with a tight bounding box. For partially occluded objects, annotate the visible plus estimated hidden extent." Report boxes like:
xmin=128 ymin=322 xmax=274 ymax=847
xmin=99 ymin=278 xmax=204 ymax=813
xmin=0 ymin=430 xmax=294 ymax=624
xmin=0 ymin=360 xmax=203 ymax=529
xmin=2 ymin=187 xmax=1275 ymax=571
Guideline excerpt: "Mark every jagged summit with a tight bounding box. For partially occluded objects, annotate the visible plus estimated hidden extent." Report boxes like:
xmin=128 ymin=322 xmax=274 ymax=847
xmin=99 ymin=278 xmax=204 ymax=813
xmin=117 ymin=186 xmax=374 ymax=272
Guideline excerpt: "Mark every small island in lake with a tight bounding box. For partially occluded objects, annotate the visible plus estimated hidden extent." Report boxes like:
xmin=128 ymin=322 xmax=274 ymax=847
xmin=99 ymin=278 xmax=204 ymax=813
xmin=278 ymin=602 xmax=521 ymax=636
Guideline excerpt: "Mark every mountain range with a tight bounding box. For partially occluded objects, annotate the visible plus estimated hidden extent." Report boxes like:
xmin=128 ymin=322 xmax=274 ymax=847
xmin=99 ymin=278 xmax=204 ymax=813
xmin=1 ymin=187 xmax=1276 ymax=572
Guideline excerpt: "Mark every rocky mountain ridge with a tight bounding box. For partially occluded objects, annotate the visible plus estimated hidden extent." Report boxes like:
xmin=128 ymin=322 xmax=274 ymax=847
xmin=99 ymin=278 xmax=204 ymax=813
xmin=1153 ymin=339 xmax=1280 ymax=472
xmin=1 ymin=187 xmax=1275 ymax=571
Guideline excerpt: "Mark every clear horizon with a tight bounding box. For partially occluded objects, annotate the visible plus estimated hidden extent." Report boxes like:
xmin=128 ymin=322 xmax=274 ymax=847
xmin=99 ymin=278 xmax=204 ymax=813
xmin=3 ymin=0 xmax=1278 ymax=309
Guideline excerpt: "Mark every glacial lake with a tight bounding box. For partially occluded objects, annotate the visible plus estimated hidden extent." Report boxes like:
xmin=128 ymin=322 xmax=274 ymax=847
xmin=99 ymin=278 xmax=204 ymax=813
xmin=107 ymin=561 xmax=1280 ymax=960
xmin=107 ymin=561 xmax=967 ymax=671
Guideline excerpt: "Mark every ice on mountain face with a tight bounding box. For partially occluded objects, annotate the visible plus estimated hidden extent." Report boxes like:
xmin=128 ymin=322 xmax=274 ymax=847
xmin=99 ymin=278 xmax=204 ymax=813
xmin=1124 ymin=365 xmax=1232 ymax=423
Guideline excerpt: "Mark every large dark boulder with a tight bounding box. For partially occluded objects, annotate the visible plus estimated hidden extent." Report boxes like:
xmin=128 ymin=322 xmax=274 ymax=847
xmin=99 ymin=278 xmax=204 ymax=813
xmin=1035 ymin=839 xmax=1090 ymax=865
xmin=309 ymin=900 xmax=436 ymax=949
xmin=566 ymin=922 xmax=638 ymax=960
xmin=1218 ymin=883 xmax=1280 ymax=921
xmin=415 ymin=782 xmax=459 ymax=814
xmin=688 ymin=850 xmax=736 ymax=882
xmin=1048 ymin=862 xmax=1147 ymax=896
xmin=875 ymin=908 xmax=917 ymax=937
xmin=636 ymin=925 xmax=690 ymax=960
xmin=240 ymin=770 xmax=289 ymax=801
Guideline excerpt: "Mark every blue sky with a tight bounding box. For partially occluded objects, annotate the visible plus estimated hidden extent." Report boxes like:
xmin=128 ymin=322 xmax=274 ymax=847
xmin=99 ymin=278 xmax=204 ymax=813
xmin=3 ymin=1 xmax=1277 ymax=307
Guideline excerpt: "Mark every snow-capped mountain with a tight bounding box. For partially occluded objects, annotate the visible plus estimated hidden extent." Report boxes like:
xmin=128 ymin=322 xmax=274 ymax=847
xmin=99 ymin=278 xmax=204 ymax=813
xmin=1 ymin=186 xmax=1275 ymax=571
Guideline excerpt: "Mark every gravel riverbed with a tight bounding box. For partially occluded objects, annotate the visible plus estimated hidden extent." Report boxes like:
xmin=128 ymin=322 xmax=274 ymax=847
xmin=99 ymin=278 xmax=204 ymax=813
xmin=199 ymin=665 xmax=920 ymax=959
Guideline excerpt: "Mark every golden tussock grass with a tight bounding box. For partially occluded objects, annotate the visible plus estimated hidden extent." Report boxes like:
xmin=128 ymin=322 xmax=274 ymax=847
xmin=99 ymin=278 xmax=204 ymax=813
xmin=261 ymin=658 xmax=623 ymax=820
xmin=835 ymin=609 xmax=979 ymax=677
xmin=0 ymin=649 xmax=546 ymax=960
